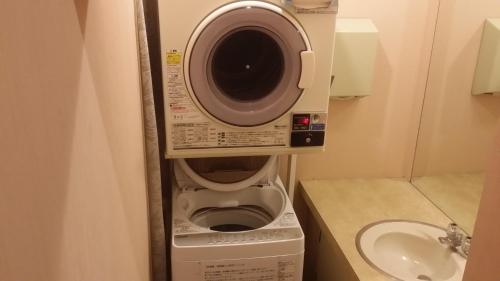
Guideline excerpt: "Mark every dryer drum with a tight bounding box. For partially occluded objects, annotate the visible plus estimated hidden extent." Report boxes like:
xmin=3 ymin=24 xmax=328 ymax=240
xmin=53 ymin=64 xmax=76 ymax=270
xmin=190 ymin=205 xmax=274 ymax=232
xmin=209 ymin=27 xmax=285 ymax=102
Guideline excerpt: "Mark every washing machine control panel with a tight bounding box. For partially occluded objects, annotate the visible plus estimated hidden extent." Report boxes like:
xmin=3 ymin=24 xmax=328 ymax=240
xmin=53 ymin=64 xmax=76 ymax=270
xmin=290 ymin=112 xmax=327 ymax=147
xmin=174 ymin=228 xmax=303 ymax=247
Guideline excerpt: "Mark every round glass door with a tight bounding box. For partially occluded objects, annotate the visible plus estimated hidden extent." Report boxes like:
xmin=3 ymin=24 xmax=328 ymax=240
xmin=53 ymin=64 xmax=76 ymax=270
xmin=210 ymin=28 xmax=285 ymax=102
xmin=187 ymin=2 xmax=309 ymax=127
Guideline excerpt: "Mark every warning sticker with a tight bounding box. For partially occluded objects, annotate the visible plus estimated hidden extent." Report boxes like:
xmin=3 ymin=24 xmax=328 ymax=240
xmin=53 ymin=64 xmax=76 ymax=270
xmin=278 ymin=212 xmax=298 ymax=227
xmin=166 ymin=50 xmax=202 ymax=122
xmin=173 ymin=218 xmax=197 ymax=234
xmin=202 ymin=256 xmax=297 ymax=281
xmin=166 ymin=50 xmax=182 ymax=65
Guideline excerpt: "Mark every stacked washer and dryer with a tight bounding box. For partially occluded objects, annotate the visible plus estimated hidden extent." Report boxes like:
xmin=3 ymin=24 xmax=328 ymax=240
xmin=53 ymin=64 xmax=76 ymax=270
xmin=158 ymin=0 xmax=338 ymax=280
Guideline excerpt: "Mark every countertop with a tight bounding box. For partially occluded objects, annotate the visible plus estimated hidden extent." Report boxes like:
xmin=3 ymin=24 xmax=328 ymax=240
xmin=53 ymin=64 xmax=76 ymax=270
xmin=300 ymin=178 xmax=452 ymax=281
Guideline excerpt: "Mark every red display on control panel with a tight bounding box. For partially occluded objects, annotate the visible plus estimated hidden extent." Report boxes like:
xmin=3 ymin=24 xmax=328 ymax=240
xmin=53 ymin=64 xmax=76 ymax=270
xmin=297 ymin=117 xmax=310 ymax=126
xmin=292 ymin=114 xmax=312 ymax=131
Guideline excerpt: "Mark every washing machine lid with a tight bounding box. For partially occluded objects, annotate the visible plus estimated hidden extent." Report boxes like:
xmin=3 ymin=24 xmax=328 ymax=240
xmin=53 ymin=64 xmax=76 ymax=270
xmin=176 ymin=155 xmax=277 ymax=192
xmin=185 ymin=1 xmax=314 ymax=127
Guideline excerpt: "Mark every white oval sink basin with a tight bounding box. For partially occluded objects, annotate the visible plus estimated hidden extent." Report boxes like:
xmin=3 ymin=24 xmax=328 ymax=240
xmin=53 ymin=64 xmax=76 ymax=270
xmin=356 ymin=220 xmax=466 ymax=281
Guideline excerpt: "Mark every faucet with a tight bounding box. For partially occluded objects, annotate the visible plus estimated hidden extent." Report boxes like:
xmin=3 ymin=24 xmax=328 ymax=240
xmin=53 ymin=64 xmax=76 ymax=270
xmin=438 ymin=223 xmax=472 ymax=257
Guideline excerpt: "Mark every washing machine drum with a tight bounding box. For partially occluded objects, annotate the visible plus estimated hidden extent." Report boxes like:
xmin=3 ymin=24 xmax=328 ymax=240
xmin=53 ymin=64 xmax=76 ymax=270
xmin=186 ymin=2 xmax=311 ymax=127
xmin=176 ymin=155 xmax=284 ymax=232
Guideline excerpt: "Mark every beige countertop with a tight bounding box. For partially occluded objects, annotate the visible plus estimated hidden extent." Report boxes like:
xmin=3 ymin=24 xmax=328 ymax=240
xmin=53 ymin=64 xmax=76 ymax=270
xmin=300 ymin=178 xmax=452 ymax=281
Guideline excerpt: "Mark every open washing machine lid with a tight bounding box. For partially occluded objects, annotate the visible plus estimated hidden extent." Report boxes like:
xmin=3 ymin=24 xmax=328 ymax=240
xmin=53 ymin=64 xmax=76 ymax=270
xmin=185 ymin=1 xmax=314 ymax=127
xmin=176 ymin=155 xmax=277 ymax=192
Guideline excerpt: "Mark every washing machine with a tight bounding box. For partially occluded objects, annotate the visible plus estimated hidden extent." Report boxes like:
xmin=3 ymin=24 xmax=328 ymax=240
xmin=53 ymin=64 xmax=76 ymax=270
xmin=171 ymin=155 xmax=305 ymax=281
xmin=158 ymin=0 xmax=338 ymax=158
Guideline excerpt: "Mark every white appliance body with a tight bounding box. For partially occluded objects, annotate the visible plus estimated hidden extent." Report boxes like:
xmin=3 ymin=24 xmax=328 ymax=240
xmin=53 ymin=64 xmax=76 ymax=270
xmin=158 ymin=0 xmax=338 ymax=158
xmin=171 ymin=156 xmax=305 ymax=281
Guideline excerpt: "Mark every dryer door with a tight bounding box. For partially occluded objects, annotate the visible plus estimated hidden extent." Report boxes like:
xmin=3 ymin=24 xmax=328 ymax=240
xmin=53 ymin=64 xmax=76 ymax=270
xmin=177 ymin=155 xmax=277 ymax=192
xmin=186 ymin=1 xmax=313 ymax=127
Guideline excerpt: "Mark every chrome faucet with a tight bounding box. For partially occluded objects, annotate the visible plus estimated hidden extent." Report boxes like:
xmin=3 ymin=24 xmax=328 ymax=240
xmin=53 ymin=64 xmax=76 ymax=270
xmin=438 ymin=223 xmax=472 ymax=257
xmin=461 ymin=236 xmax=472 ymax=256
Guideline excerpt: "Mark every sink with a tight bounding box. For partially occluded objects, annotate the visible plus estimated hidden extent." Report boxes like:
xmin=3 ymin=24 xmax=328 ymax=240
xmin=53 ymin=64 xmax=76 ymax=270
xmin=356 ymin=220 xmax=466 ymax=281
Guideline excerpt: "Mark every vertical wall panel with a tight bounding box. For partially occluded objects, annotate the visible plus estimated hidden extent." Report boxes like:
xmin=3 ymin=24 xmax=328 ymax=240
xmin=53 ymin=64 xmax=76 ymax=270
xmin=0 ymin=1 xmax=150 ymax=280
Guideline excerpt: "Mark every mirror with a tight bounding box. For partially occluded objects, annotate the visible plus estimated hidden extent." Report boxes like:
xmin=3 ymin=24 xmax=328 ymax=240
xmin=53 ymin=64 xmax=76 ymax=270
xmin=411 ymin=0 xmax=500 ymax=235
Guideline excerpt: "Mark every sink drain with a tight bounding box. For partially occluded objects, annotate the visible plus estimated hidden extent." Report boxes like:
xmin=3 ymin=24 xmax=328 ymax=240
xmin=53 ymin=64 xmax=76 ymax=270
xmin=417 ymin=275 xmax=432 ymax=281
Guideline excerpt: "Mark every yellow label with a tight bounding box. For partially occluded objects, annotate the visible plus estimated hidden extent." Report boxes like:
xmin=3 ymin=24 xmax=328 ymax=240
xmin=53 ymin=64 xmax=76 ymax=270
xmin=167 ymin=51 xmax=182 ymax=65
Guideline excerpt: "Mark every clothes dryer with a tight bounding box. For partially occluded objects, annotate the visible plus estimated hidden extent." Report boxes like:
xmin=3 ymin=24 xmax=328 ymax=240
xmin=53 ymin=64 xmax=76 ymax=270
xmin=159 ymin=0 xmax=338 ymax=158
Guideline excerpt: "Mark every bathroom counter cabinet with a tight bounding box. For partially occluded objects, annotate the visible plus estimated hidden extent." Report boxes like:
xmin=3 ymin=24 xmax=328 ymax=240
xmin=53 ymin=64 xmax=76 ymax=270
xmin=298 ymin=178 xmax=452 ymax=281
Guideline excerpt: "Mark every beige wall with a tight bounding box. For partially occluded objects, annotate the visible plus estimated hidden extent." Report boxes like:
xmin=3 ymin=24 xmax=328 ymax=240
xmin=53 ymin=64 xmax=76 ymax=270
xmin=463 ymin=130 xmax=500 ymax=281
xmin=0 ymin=1 xmax=150 ymax=281
xmin=294 ymin=0 xmax=440 ymax=180
xmin=413 ymin=0 xmax=500 ymax=176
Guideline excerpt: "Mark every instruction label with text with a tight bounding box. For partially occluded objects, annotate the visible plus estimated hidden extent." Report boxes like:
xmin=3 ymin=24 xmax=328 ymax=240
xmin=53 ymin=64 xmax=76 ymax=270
xmin=202 ymin=256 xmax=298 ymax=281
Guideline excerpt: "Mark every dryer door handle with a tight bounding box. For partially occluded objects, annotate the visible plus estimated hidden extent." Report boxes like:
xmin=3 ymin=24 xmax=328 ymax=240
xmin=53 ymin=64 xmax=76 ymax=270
xmin=298 ymin=51 xmax=316 ymax=89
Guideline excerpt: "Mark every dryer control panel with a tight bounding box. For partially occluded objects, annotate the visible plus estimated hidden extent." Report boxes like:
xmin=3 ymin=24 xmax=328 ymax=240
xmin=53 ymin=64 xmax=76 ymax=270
xmin=290 ymin=112 xmax=327 ymax=147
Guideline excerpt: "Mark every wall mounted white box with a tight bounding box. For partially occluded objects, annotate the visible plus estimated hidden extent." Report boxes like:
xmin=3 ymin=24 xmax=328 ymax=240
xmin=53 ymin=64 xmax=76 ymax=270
xmin=331 ymin=19 xmax=378 ymax=98
xmin=472 ymin=19 xmax=500 ymax=95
